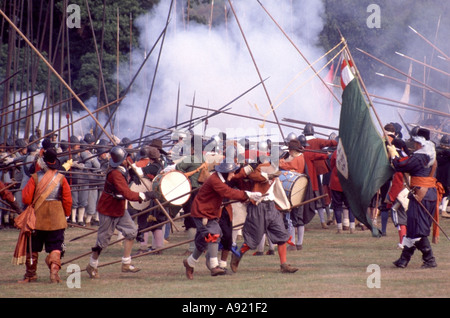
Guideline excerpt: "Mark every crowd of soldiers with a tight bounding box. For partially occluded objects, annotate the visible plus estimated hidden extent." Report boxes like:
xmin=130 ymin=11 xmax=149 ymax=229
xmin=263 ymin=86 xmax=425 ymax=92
xmin=1 ymin=119 xmax=449 ymax=282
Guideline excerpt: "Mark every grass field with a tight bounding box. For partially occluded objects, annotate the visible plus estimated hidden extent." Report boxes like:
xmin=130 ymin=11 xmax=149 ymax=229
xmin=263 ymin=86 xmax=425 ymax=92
xmin=1 ymin=212 xmax=450 ymax=300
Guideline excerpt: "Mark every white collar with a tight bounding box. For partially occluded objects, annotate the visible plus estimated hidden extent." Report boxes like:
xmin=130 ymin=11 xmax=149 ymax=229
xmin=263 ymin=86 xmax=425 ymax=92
xmin=217 ymin=172 xmax=226 ymax=183
xmin=305 ymin=135 xmax=315 ymax=140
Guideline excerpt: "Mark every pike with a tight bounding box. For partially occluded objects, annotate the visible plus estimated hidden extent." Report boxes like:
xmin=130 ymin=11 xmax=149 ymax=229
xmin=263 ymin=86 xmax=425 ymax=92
xmin=228 ymin=0 xmax=286 ymax=142
xmin=356 ymin=48 xmax=450 ymax=100
xmin=62 ymin=212 xmax=192 ymax=266
xmin=0 ymin=9 xmax=118 ymax=146
xmin=282 ymin=118 xmax=339 ymax=132
xmin=257 ymin=0 xmax=342 ymax=106
xmin=408 ymin=25 xmax=450 ymax=61
xmin=395 ymin=51 xmax=450 ymax=78
xmin=186 ymin=104 xmax=331 ymax=138
xmin=68 ymin=187 xmax=201 ymax=242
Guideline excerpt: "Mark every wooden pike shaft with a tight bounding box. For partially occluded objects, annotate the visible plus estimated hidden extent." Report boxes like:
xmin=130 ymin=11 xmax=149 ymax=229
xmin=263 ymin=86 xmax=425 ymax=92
xmin=357 ymin=47 xmax=450 ymax=100
xmin=408 ymin=25 xmax=450 ymax=61
xmin=0 ymin=9 xmax=117 ymax=145
xmin=227 ymin=0 xmax=286 ymax=142
xmin=257 ymin=0 xmax=342 ymax=106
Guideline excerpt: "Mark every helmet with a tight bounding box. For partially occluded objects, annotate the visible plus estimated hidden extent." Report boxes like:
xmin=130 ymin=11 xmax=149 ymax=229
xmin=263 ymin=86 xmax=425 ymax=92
xmin=328 ymin=132 xmax=338 ymax=141
xmin=304 ymin=123 xmax=314 ymax=136
xmin=215 ymin=161 xmax=240 ymax=174
xmin=440 ymin=135 xmax=449 ymax=147
xmin=120 ymin=137 xmax=132 ymax=147
xmin=109 ymin=146 xmax=128 ymax=168
xmin=297 ymin=135 xmax=310 ymax=147
xmin=285 ymin=132 xmax=297 ymax=143
xmin=238 ymin=137 xmax=250 ymax=149
xmin=70 ymin=135 xmax=80 ymax=145
xmin=258 ymin=140 xmax=269 ymax=153
xmin=15 ymin=138 xmax=27 ymax=149
xmin=84 ymin=133 xmax=95 ymax=144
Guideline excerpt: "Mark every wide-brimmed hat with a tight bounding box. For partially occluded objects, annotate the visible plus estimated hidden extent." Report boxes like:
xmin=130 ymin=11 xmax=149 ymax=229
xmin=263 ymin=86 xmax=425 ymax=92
xmin=288 ymin=139 xmax=303 ymax=152
xmin=150 ymin=139 xmax=167 ymax=155
xmin=215 ymin=161 xmax=240 ymax=174
xmin=43 ymin=148 xmax=61 ymax=170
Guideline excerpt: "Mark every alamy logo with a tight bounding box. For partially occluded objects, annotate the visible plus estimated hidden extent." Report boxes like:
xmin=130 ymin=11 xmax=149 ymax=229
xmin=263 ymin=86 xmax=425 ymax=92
xmin=366 ymin=4 xmax=381 ymax=29
xmin=366 ymin=264 xmax=381 ymax=288
xmin=66 ymin=4 xmax=81 ymax=29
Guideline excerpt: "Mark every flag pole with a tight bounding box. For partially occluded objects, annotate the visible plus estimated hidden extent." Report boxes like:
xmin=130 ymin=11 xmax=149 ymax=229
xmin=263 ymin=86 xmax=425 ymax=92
xmin=340 ymin=37 xmax=392 ymax=146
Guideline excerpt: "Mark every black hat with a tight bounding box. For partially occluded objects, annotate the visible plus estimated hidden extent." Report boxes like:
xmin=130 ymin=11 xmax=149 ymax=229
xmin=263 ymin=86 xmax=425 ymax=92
xmin=43 ymin=148 xmax=61 ymax=170
xmin=416 ymin=128 xmax=430 ymax=141
xmin=150 ymin=139 xmax=167 ymax=155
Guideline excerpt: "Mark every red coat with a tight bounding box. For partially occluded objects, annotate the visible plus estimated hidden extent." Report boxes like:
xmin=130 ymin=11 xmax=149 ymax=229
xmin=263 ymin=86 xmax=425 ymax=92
xmin=191 ymin=172 xmax=248 ymax=220
xmin=305 ymin=138 xmax=337 ymax=175
xmin=329 ymin=151 xmax=342 ymax=192
xmin=279 ymin=154 xmax=305 ymax=174
xmin=303 ymin=151 xmax=329 ymax=191
xmin=97 ymin=168 xmax=141 ymax=217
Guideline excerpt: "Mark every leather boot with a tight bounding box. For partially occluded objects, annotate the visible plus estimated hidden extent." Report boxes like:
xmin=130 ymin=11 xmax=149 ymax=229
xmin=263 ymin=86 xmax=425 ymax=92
xmin=416 ymin=237 xmax=437 ymax=268
xmin=393 ymin=245 xmax=415 ymax=268
xmin=45 ymin=250 xmax=62 ymax=283
xmin=18 ymin=252 xmax=38 ymax=283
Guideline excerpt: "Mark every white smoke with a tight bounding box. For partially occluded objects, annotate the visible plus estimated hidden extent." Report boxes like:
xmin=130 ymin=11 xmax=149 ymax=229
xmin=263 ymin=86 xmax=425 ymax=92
xmin=116 ymin=0 xmax=337 ymax=143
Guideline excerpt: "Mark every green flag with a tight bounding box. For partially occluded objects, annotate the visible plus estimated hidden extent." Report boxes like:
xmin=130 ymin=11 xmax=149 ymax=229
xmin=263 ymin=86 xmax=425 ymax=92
xmin=336 ymin=63 xmax=394 ymax=237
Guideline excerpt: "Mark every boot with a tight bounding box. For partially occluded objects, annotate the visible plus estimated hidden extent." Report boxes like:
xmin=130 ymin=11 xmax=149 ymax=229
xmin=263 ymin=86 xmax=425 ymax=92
xmin=18 ymin=252 xmax=38 ymax=283
xmin=416 ymin=237 xmax=437 ymax=268
xmin=393 ymin=245 xmax=415 ymax=268
xmin=280 ymin=263 xmax=299 ymax=273
xmin=183 ymin=259 xmax=194 ymax=280
xmin=45 ymin=250 xmax=62 ymax=283
xmin=77 ymin=207 xmax=86 ymax=226
xmin=230 ymin=253 xmax=242 ymax=273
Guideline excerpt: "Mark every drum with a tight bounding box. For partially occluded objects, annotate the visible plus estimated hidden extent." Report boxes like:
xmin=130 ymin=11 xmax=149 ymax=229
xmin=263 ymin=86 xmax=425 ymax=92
xmin=129 ymin=178 xmax=153 ymax=210
xmin=152 ymin=171 xmax=192 ymax=206
xmin=278 ymin=170 xmax=308 ymax=207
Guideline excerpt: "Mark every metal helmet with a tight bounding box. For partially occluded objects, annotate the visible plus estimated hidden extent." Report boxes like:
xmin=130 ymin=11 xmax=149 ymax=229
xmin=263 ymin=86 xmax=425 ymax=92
xmin=109 ymin=146 xmax=128 ymax=168
xmin=329 ymin=132 xmax=338 ymax=141
xmin=285 ymin=132 xmax=297 ymax=143
xmin=238 ymin=137 xmax=250 ymax=150
xmin=297 ymin=135 xmax=310 ymax=147
xmin=440 ymin=135 xmax=450 ymax=147
xmin=84 ymin=133 xmax=95 ymax=144
xmin=304 ymin=123 xmax=314 ymax=136
xmin=70 ymin=135 xmax=80 ymax=145
xmin=15 ymin=138 xmax=27 ymax=149
xmin=258 ymin=140 xmax=269 ymax=153
xmin=215 ymin=161 xmax=240 ymax=174
xmin=27 ymin=135 xmax=39 ymax=152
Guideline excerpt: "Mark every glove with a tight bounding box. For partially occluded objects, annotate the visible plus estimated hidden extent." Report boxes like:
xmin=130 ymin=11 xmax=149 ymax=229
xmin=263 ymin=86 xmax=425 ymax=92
xmin=144 ymin=191 xmax=157 ymax=201
xmin=246 ymin=191 xmax=263 ymax=202
xmin=387 ymin=145 xmax=399 ymax=158
xmin=138 ymin=192 xmax=146 ymax=203
xmin=62 ymin=159 xmax=73 ymax=171
xmin=131 ymin=163 xmax=144 ymax=177
xmin=129 ymin=169 xmax=141 ymax=185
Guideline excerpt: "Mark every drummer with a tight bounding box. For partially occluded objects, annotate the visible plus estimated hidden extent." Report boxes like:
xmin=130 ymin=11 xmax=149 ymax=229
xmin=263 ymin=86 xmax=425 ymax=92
xmin=230 ymin=151 xmax=299 ymax=274
xmin=131 ymin=146 xmax=165 ymax=253
xmin=279 ymin=138 xmax=330 ymax=249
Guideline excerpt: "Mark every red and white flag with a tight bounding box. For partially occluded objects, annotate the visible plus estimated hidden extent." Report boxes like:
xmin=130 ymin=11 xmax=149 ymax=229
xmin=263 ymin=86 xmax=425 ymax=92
xmin=340 ymin=54 xmax=355 ymax=90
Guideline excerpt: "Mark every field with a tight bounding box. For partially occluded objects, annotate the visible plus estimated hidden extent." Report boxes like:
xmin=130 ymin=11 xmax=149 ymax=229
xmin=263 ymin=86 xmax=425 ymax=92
xmin=1 ymin=212 xmax=449 ymax=302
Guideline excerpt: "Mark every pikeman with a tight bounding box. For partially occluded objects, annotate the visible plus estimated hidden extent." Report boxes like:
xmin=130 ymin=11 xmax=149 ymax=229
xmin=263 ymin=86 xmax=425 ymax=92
xmin=436 ymin=135 xmax=450 ymax=218
xmin=389 ymin=128 xmax=440 ymax=268
xmin=303 ymin=123 xmax=337 ymax=228
xmin=85 ymin=146 xmax=155 ymax=279
xmin=18 ymin=148 xmax=72 ymax=283
xmin=182 ymin=160 xmax=261 ymax=280
xmin=230 ymin=150 xmax=299 ymax=274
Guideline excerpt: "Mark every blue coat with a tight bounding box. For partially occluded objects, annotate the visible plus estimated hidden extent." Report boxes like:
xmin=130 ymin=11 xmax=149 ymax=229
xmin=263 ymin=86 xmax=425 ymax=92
xmin=392 ymin=153 xmax=437 ymax=238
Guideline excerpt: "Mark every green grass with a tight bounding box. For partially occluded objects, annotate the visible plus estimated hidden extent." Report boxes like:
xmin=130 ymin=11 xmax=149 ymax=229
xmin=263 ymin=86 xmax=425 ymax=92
xmin=1 ymin=214 xmax=450 ymax=299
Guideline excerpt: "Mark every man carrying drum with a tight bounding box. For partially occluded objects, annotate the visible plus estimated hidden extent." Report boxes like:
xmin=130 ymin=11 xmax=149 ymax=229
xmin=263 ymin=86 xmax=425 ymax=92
xmin=86 ymin=146 xmax=154 ymax=279
xmin=279 ymin=138 xmax=330 ymax=249
xmin=182 ymin=160 xmax=261 ymax=280
xmin=230 ymin=151 xmax=299 ymax=274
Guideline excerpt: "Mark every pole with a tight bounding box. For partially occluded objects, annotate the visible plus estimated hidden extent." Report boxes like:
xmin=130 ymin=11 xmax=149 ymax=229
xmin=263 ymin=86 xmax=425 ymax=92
xmin=0 ymin=9 xmax=117 ymax=145
xmin=227 ymin=0 xmax=286 ymax=142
